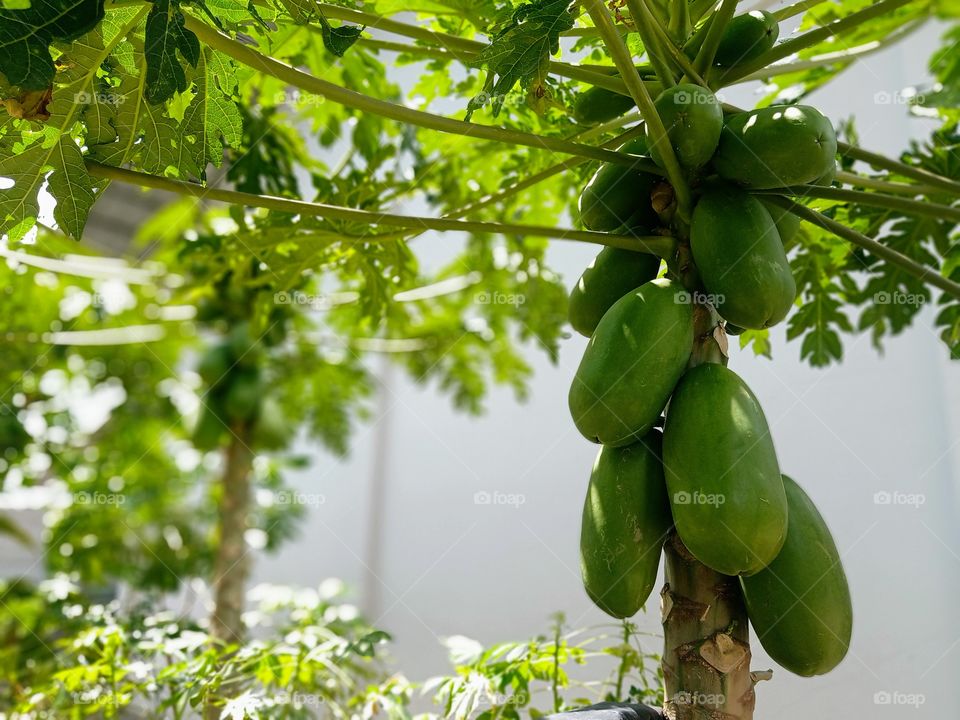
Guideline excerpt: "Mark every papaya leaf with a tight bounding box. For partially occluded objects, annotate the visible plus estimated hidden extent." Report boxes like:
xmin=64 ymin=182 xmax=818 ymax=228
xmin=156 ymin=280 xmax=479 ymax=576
xmin=144 ymin=0 xmax=200 ymax=105
xmin=319 ymin=16 xmax=364 ymax=57
xmin=0 ymin=0 xmax=105 ymax=90
xmin=465 ymin=0 xmax=575 ymax=119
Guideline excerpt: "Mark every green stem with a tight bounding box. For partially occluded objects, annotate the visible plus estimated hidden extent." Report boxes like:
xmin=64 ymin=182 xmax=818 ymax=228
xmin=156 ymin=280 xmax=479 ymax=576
xmin=668 ymin=0 xmax=690 ymax=41
xmin=628 ymin=0 xmax=677 ymax=88
xmin=753 ymin=186 xmax=960 ymax=223
xmin=762 ymin=196 xmax=960 ymax=299
xmin=551 ymin=620 xmax=562 ymax=712
xmin=719 ymin=0 xmax=914 ymax=84
xmin=693 ymin=0 xmax=737 ymax=76
xmin=835 ymin=170 xmax=939 ymax=197
xmin=613 ymin=621 xmax=631 ymax=699
xmin=584 ymin=0 xmax=693 ymax=219
xmin=182 ymin=16 xmax=653 ymax=170
xmin=772 ymin=0 xmax=829 ymax=21
xmin=689 ymin=0 xmax=717 ymax=23
xmin=86 ymin=162 xmax=677 ymax=257
xmin=731 ymin=19 xmax=925 ymax=84
xmin=634 ymin=0 xmax=707 ymax=85
xmin=838 ymin=142 xmax=960 ymax=197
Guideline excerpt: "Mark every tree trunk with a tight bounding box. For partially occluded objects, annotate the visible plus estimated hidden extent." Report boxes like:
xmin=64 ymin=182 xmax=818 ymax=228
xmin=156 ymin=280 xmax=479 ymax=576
xmin=661 ymin=531 xmax=764 ymax=720
xmin=210 ymin=422 xmax=254 ymax=645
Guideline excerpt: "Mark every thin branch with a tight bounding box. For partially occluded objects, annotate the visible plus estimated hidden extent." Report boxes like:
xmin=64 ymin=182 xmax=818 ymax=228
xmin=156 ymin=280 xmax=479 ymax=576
xmin=771 ymin=0 xmax=828 ymax=22
xmin=753 ymin=186 xmax=960 ymax=223
xmin=693 ymin=0 xmax=737 ymax=77
xmin=628 ymin=0 xmax=676 ymax=89
xmin=836 ymin=171 xmax=939 ymax=197
xmin=584 ymin=0 xmax=693 ymax=217
xmin=837 ymin=142 xmax=960 ymax=198
xmin=731 ymin=19 xmax=925 ymax=84
xmin=86 ymin=162 xmax=677 ymax=257
xmin=762 ymin=196 xmax=960 ymax=300
xmin=719 ymin=0 xmax=915 ymax=84
xmin=632 ymin=0 xmax=708 ymax=85
xmin=182 ymin=16 xmax=660 ymax=172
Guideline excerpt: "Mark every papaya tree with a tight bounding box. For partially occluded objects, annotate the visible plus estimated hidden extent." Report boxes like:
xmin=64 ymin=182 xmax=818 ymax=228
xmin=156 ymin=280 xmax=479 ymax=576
xmin=1 ymin=0 xmax=959 ymax=718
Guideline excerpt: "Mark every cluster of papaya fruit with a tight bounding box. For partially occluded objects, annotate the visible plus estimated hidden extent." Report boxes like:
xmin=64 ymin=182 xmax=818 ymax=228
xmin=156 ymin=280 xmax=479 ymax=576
xmin=192 ymin=323 xmax=287 ymax=451
xmin=569 ymin=11 xmax=851 ymax=679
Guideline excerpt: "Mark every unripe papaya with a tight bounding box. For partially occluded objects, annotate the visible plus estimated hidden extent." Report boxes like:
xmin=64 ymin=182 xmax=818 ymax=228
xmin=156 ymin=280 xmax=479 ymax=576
xmin=578 ymin=138 xmax=660 ymax=232
xmin=569 ymin=279 xmax=693 ymax=447
xmin=192 ymin=402 xmax=226 ymax=451
xmin=573 ymin=86 xmax=636 ymax=125
xmin=649 ymin=84 xmax=723 ymax=170
xmin=713 ymin=105 xmax=837 ymax=188
xmin=253 ymin=396 xmax=289 ymax=450
xmin=714 ymin=11 xmax=779 ymax=68
xmin=568 ymin=247 xmax=662 ymax=337
xmin=580 ymin=431 xmax=671 ymax=618
xmin=224 ymin=368 xmax=263 ymax=422
xmin=691 ymin=187 xmax=796 ymax=329
xmin=197 ymin=344 xmax=233 ymax=387
xmin=759 ymin=198 xmax=801 ymax=247
xmin=741 ymin=476 xmax=853 ymax=676
xmin=663 ymin=363 xmax=787 ymax=575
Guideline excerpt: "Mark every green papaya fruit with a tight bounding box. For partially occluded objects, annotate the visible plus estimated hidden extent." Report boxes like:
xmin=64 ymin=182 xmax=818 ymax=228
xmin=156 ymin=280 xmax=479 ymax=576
xmin=759 ymin=198 xmax=801 ymax=247
xmin=714 ymin=11 xmax=779 ymax=67
xmin=253 ymin=396 xmax=289 ymax=450
xmin=741 ymin=475 xmax=853 ymax=676
xmin=578 ymin=137 xmax=660 ymax=232
xmin=197 ymin=344 xmax=233 ymax=386
xmin=580 ymin=431 xmax=672 ymax=618
xmin=224 ymin=368 xmax=263 ymax=422
xmin=568 ymin=248 xmax=662 ymax=337
xmin=663 ymin=363 xmax=787 ymax=576
xmin=569 ymin=278 xmax=694 ymax=447
xmin=649 ymin=84 xmax=723 ymax=170
xmin=191 ymin=402 xmax=226 ymax=451
xmin=713 ymin=105 xmax=837 ymax=188
xmin=573 ymin=86 xmax=636 ymax=125
xmin=227 ymin=322 xmax=262 ymax=368
xmin=691 ymin=187 xmax=796 ymax=329
xmin=812 ymin=162 xmax=837 ymax=186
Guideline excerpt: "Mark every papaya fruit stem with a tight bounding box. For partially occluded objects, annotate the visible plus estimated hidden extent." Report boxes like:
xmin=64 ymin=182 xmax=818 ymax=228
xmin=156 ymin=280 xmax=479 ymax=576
xmin=628 ymin=0 xmax=678 ymax=89
xmin=752 ymin=185 xmax=960 ymax=224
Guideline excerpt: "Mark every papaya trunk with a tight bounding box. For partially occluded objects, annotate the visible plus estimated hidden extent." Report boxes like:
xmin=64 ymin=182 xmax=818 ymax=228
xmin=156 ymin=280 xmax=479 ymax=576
xmin=210 ymin=422 xmax=254 ymax=644
xmin=661 ymin=531 xmax=760 ymax=720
